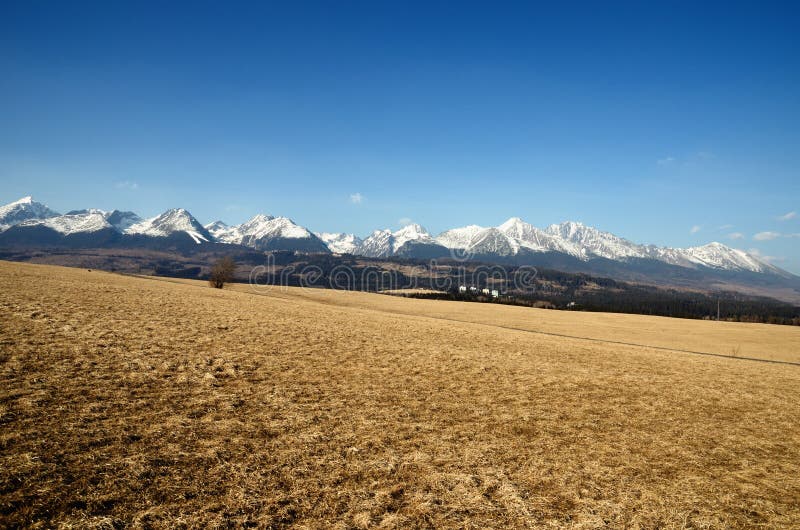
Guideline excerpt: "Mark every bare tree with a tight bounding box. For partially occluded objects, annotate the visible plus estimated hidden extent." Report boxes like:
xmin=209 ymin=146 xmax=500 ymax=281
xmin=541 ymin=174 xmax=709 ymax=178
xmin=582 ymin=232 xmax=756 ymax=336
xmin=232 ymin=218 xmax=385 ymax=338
xmin=209 ymin=256 xmax=236 ymax=289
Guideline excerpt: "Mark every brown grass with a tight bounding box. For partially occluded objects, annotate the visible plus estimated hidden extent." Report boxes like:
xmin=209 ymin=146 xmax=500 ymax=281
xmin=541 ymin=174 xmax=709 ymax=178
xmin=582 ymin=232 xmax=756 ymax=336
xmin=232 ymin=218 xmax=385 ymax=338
xmin=1 ymin=261 xmax=799 ymax=528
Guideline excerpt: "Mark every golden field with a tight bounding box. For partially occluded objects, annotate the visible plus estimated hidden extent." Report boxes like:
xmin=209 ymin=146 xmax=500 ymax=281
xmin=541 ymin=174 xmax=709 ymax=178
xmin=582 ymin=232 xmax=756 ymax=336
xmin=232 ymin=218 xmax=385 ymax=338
xmin=1 ymin=260 xmax=799 ymax=528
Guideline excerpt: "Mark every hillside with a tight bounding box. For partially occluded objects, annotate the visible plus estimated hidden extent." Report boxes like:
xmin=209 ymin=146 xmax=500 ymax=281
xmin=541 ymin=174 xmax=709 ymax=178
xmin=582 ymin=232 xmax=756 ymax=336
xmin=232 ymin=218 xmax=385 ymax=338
xmin=2 ymin=247 xmax=799 ymax=321
xmin=1 ymin=261 xmax=799 ymax=528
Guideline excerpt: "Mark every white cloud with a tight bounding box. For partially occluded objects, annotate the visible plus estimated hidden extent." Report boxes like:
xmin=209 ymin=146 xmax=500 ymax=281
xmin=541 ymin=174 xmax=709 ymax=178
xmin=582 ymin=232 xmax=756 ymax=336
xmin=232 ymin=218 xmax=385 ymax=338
xmin=728 ymin=232 xmax=744 ymax=240
xmin=115 ymin=180 xmax=139 ymax=190
xmin=748 ymin=248 xmax=783 ymax=263
xmin=349 ymin=192 xmax=364 ymax=204
xmin=690 ymin=225 xmax=701 ymax=234
xmin=778 ymin=211 xmax=797 ymax=221
xmin=694 ymin=151 xmax=715 ymax=160
xmin=398 ymin=217 xmax=413 ymax=226
xmin=753 ymin=231 xmax=780 ymax=241
xmin=718 ymin=224 xmax=734 ymax=230
xmin=657 ymin=151 xmax=715 ymax=168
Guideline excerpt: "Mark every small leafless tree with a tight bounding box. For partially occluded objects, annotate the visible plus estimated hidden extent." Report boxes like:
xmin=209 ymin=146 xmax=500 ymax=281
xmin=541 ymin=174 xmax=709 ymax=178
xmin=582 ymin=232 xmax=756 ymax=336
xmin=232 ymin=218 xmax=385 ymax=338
xmin=209 ymin=256 xmax=236 ymax=289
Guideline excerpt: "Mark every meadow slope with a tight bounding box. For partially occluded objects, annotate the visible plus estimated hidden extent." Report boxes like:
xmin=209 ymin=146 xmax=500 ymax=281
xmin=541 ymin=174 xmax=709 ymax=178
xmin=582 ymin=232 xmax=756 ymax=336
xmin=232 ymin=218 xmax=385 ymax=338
xmin=1 ymin=261 xmax=799 ymax=528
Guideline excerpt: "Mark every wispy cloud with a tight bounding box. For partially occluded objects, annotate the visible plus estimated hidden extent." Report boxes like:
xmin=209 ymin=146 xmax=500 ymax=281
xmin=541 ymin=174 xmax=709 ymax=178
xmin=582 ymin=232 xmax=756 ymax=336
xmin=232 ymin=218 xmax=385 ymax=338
xmin=115 ymin=180 xmax=139 ymax=190
xmin=718 ymin=224 xmax=734 ymax=230
xmin=690 ymin=225 xmax=701 ymax=234
xmin=778 ymin=211 xmax=797 ymax=221
xmin=349 ymin=192 xmax=364 ymax=205
xmin=694 ymin=151 xmax=715 ymax=161
xmin=753 ymin=231 xmax=780 ymax=241
xmin=748 ymin=248 xmax=783 ymax=263
xmin=659 ymin=151 xmax=716 ymax=168
xmin=727 ymin=232 xmax=744 ymax=240
xmin=398 ymin=217 xmax=413 ymax=226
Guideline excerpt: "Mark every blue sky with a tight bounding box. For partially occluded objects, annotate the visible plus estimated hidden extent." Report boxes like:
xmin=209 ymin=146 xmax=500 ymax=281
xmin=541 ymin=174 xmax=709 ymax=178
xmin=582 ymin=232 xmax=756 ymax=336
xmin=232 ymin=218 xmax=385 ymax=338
xmin=2 ymin=1 xmax=799 ymax=272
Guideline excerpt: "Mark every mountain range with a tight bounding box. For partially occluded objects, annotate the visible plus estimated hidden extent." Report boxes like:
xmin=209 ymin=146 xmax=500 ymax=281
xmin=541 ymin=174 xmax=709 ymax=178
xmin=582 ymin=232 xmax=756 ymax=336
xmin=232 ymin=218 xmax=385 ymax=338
xmin=1 ymin=196 xmax=798 ymax=301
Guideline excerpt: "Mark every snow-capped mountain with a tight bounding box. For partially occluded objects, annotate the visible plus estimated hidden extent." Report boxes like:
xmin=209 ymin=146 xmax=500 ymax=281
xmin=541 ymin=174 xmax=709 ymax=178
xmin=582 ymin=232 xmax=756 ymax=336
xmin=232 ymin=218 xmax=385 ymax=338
xmin=317 ymin=232 xmax=363 ymax=254
xmin=467 ymin=227 xmax=520 ymax=256
xmin=205 ymin=220 xmax=231 ymax=239
xmin=239 ymin=215 xmax=312 ymax=245
xmin=62 ymin=209 xmax=143 ymax=232
xmin=126 ymin=208 xmax=211 ymax=244
xmin=204 ymin=219 xmax=246 ymax=244
xmin=335 ymin=217 xmax=779 ymax=276
xmin=544 ymin=221 xmax=648 ymax=260
xmin=354 ymin=224 xmax=439 ymax=257
xmin=9 ymin=207 xmax=143 ymax=237
xmin=358 ymin=229 xmax=395 ymax=258
xmin=499 ymin=218 xmax=583 ymax=256
xmin=205 ymin=214 xmax=329 ymax=252
xmin=18 ymin=210 xmax=113 ymax=235
xmin=435 ymin=225 xmax=485 ymax=249
xmin=393 ymin=224 xmax=435 ymax=248
xmin=0 ymin=201 xmax=217 ymax=247
xmin=104 ymin=210 xmax=142 ymax=231
xmin=681 ymin=242 xmax=781 ymax=274
xmin=0 ymin=196 xmax=60 ymax=231
xmin=0 ymin=196 xmax=791 ymax=279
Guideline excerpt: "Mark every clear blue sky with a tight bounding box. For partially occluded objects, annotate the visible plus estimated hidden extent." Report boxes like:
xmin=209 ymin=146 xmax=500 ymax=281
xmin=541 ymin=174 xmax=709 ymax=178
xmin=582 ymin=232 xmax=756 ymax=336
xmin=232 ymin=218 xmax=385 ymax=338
xmin=2 ymin=1 xmax=799 ymax=272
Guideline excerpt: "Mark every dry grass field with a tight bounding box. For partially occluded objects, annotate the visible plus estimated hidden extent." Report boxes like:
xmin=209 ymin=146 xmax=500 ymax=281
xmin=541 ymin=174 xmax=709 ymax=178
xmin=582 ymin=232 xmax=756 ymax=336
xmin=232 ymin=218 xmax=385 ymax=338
xmin=1 ymin=261 xmax=799 ymax=528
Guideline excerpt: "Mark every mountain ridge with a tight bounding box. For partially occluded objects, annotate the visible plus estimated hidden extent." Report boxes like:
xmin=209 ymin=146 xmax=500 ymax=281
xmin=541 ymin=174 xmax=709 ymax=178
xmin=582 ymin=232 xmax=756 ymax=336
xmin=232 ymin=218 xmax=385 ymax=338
xmin=0 ymin=196 xmax=793 ymax=281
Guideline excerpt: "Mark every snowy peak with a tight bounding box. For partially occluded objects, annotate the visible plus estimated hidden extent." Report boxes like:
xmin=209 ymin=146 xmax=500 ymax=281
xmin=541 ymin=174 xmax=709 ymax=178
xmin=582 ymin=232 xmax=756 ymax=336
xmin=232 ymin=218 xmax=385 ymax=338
xmin=392 ymin=223 xmax=435 ymax=249
xmin=498 ymin=217 xmax=527 ymax=232
xmin=0 ymin=196 xmax=60 ymax=231
xmin=436 ymin=225 xmax=485 ymax=249
xmin=204 ymin=220 xmax=228 ymax=232
xmin=18 ymin=211 xmax=113 ymax=235
xmin=432 ymin=218 xmax=779 ymax=274
xmin=0 ymin=194 xmax=792 ymax=276
xmin=104 ymin=210 xmax=141 ymax=231
xmin=3 ymin=201 xmax=140 ymax=237
xmin=545 ymin=220 xmax=586 ymax=240
xmin=234 ymin=215 xmax=312 ymax=243
xmin=358 ymin=229 xmax=395 ymax=258
xmin=206 ymin=213 xmax=328 ymax=252
xmin=683 ymin=242 xmax=778 ymax=274
xmin=64 ymin=209 xmax=141 ymax=231
xmin=317 ymin=232 xmax=362 ymax=254
xmin=126 ymin=208 xmax=211 ymax=244
xmin=498 ymin=217 xmax=577 ymax=255
xmin=354 ymin=224 xmax=438 ymax=257
xmin=238 ymin=214 xmax=276 ymax=234
xmin=545 ymin=221 xmax=647 ymax=260
xmin=469 ymin=227 xmax=519 ymax=256
xmin=205 ymin=220 xmax=238 ymax=243
xmin=498 ymin=217 xmax=538 ymax=243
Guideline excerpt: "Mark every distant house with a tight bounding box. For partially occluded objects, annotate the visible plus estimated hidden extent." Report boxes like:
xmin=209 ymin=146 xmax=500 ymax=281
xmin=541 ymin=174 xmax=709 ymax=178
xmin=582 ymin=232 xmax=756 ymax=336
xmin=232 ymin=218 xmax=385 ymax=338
xmin=491 ymin=289 xmax=499 ymax=298
xmin=458 ymin=285 xmax=467 ymax=293
xmin=469 ymin=286 xmax=478 ymax=293
xmin=481 ymin=288 xmax=490 ymax=295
